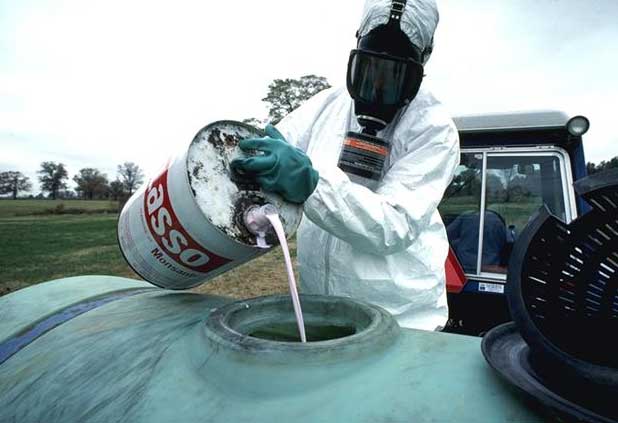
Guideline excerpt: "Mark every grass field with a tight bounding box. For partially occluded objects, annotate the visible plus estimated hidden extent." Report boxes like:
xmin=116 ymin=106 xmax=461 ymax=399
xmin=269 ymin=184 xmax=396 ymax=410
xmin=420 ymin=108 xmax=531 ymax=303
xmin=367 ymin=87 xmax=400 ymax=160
xmin=0 ymin=214 xmax=133 ymax=294
xmin=0 ymin=200 xmax=291 ymax=298
xmin=439 ymin=195 xmax=544 ymax=231
xmin=0 ymin=199 xmax=119 ymax=218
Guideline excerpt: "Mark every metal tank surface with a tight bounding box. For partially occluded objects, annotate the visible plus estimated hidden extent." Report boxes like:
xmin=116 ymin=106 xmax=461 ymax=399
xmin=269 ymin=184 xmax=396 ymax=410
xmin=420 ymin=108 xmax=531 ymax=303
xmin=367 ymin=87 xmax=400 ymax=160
xmin=0 ymin=276 xmax=544 ymax=422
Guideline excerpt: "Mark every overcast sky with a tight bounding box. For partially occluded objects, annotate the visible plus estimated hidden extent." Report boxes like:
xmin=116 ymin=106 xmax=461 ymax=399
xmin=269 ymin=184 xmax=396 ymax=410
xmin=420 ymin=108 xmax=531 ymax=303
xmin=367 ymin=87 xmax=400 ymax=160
xmin=1 ymin=0 xmax=617 ymax=194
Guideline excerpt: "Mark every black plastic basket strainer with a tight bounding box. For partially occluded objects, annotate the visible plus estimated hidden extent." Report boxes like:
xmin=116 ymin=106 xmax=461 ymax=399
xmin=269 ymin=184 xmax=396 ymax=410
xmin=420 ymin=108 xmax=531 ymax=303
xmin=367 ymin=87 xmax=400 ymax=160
xmin=507 ymin=168 xmax=618 ymax=371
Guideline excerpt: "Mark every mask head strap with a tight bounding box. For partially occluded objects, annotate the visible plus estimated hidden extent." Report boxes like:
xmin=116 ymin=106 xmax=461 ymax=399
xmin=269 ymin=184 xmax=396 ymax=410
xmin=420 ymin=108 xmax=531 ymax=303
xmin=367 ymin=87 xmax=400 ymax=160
xmin=388 ymin=0 xmax=407 ymax=27
xmin=385 ymin=0 xmax=433 ymax=64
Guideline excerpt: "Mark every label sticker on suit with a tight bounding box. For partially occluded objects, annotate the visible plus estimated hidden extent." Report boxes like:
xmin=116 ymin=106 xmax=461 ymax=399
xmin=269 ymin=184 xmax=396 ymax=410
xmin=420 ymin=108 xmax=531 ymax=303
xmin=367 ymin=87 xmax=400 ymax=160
xmin=338 ymin=133 xmax=390 ymax=181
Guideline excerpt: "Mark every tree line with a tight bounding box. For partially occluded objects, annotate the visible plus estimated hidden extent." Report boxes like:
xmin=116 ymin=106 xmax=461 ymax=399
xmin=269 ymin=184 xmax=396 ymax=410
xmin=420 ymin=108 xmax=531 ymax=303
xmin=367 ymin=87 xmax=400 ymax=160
xmin=586 ymin=157 xmax=618 ymax=175
xmin=0 ymin=162 xmax=144 ymax=200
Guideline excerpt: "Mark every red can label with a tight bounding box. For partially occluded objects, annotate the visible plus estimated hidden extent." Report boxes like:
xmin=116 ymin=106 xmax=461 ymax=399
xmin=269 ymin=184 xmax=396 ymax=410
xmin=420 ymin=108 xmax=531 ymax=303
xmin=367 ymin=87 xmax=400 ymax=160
xmin=144 ymin=168 xmax=231 ymax=273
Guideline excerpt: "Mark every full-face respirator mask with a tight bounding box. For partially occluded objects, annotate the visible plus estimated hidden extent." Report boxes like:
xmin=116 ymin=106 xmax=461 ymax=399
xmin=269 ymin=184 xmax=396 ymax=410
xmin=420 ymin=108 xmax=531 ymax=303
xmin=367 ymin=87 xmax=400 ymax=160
xmin=338 ymin=0 xmax=431 ymax=187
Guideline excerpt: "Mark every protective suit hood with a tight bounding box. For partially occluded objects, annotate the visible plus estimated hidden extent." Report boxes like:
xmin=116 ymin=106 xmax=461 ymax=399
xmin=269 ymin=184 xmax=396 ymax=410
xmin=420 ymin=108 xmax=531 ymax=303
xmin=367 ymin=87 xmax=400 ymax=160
xmin=357 ymin=0 xmax=439 ymax=64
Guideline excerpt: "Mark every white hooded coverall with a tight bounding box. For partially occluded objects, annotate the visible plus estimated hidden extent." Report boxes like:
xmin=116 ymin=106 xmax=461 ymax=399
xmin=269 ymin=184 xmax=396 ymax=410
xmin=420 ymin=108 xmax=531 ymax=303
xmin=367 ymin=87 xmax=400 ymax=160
xmin=276 ymin=0 xmax=460 ymax=331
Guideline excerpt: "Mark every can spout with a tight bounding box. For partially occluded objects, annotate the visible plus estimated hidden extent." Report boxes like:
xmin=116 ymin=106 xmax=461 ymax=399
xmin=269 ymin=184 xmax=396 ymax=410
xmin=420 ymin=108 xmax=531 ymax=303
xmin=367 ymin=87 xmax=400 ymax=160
xmin=243 ymin=204 xmax=278 ymax=248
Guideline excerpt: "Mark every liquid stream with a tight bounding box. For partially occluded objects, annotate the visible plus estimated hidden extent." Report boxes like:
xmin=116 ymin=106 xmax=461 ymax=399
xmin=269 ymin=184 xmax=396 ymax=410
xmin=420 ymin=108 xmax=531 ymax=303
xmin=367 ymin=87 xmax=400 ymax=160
xmin=265 ymin=212 xmax=307 ymax=343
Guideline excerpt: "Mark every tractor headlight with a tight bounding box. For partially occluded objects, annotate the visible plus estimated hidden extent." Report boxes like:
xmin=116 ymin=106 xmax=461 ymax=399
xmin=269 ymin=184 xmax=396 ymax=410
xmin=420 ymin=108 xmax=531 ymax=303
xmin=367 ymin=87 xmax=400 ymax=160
xmin=567 ymin=115 xmax=590 ymax=137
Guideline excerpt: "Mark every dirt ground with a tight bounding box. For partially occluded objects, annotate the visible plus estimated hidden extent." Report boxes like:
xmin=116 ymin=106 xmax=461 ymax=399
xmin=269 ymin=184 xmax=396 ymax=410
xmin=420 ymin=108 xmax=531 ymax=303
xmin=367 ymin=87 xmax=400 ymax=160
xmin=191 ymin=240 xmax=297 ymax=299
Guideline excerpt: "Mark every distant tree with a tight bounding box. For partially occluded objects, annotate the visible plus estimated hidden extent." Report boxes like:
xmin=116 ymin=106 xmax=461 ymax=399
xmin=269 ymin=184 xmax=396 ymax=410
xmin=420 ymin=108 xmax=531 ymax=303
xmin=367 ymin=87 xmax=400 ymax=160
xmin=587 ymin=162 xmax=597 ymax=175
xmin=262 ymin=74 xmax=331 ymax=124
xmin=73 ymin=168 xmax=109 ymax=200
xmin=109 ymin=179 xmax=126 ymax=201
xmin=242 ymin=118 xmax=265 ymax=129
xmin=486 ymin=173 xmax=507 ymax=201
xmin=58 ymin=189 xmax=77 ymax=199
xmin=38 ymin=162 xmax=68 ymax=200
xmin=587 ymin=156 xmax=618 ymax=175
xmin=117 ymin=162 xmax=144 ymax=196
xmin=445 ymin=168 xmax=482 ymax=198
xmin=0 ymin=171 xmax=32 ymax=199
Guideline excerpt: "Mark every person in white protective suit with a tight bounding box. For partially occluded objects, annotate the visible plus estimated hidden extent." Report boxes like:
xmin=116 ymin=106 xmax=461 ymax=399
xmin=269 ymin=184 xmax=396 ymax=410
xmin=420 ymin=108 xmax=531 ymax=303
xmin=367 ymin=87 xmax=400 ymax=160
xmin=232 ymin=0 xmax=460 ymax=331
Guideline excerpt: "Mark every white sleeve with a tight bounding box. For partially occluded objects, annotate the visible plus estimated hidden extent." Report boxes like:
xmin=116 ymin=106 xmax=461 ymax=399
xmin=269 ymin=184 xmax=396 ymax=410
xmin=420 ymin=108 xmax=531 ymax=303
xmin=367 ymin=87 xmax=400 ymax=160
xmin=302 ymin=101 xmax=460 ymax=256
xmin=275 ymin=87 xmax=340 ymax=152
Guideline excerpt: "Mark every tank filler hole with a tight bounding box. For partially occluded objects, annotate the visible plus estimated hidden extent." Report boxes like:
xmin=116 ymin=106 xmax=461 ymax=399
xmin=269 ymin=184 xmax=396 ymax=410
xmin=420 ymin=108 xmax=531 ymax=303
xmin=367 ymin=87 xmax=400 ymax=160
xmin=249 ymin=322 xmax=357 ymax=342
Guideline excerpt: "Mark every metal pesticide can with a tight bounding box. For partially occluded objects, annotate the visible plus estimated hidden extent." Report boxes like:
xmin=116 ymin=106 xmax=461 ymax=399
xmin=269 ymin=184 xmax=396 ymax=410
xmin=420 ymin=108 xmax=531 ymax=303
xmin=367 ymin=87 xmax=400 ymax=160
xmin=117 ymin=121 xmax=303 ymax=290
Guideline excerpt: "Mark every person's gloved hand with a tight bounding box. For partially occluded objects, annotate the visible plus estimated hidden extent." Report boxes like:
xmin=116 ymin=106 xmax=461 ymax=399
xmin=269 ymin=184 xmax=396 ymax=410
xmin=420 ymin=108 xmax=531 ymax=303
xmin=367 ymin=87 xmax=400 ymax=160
xmin=231 ymin=124 xmax=319 ymax=204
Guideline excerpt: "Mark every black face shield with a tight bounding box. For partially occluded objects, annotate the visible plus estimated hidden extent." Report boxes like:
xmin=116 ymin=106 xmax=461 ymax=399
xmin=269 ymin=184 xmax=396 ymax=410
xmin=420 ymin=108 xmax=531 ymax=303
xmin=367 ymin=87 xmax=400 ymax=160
xmin=347 ymin=49 xmax=424 ymax=108
xmin=346 ymin=21 xmax=425 ymax=132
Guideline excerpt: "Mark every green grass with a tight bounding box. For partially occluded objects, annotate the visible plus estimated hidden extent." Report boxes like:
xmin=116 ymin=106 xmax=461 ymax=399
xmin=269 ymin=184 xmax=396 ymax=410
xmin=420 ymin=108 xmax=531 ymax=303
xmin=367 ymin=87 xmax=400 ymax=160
xmin=0 ymin=199 xmax=293 ymax=298
xmin=0 ymin=199 xmax=119 ymax=218
xmin=0 ymin=214 xmax=136 ymax=294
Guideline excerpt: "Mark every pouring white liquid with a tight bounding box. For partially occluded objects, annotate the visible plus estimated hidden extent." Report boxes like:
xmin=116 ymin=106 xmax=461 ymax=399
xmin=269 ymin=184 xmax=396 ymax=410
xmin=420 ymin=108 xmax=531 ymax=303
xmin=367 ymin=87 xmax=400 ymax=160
xmin=265 ymin=212 xmax=307 ymax=343
xmin=244 ymin=204 xmax=307 ymax=343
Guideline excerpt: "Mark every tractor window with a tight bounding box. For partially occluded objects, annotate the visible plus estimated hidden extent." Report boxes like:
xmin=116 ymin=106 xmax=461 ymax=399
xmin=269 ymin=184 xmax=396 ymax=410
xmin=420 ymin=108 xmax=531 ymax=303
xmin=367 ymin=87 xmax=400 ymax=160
xmin=440 ymin=151 xmax=570 ymax=279
xmin=440 ymin=153 xmax=483 ymax=274
xmin=482 ymin=155 xmax=566 ymax=274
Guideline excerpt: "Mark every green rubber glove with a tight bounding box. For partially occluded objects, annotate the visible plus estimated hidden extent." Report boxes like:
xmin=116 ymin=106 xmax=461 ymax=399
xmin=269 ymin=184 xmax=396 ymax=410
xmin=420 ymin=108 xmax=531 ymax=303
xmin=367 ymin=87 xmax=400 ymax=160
xmin=231 ymin=124 xmax=319 ymax=204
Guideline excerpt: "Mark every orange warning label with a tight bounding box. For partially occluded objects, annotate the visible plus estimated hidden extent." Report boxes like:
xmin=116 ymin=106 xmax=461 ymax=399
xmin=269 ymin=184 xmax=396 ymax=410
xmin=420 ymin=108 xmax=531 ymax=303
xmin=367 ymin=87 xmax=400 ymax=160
xmin=344 ymin=138 xmax=388 ymax=156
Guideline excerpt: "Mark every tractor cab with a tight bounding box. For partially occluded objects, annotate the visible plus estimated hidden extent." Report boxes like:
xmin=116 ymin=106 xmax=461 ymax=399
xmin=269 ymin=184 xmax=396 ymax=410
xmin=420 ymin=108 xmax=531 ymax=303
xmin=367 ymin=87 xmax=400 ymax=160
xmin=440 ymin=110 xmax=590 ymax=335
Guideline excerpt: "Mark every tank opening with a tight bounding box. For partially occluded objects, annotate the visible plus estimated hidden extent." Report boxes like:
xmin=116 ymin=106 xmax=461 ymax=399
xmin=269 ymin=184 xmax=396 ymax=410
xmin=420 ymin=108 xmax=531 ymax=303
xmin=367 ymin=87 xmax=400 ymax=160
xmin=249 ymin=322 xmax=357 ymax=342
xmin=214 ymin=295 xmax=381 ymax=344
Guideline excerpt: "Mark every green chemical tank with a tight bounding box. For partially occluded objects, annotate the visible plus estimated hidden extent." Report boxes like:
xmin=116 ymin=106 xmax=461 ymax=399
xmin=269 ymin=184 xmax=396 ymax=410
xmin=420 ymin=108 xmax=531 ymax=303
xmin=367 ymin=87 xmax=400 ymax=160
xmin=0 ymin=276 xmax=544 ymax=422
